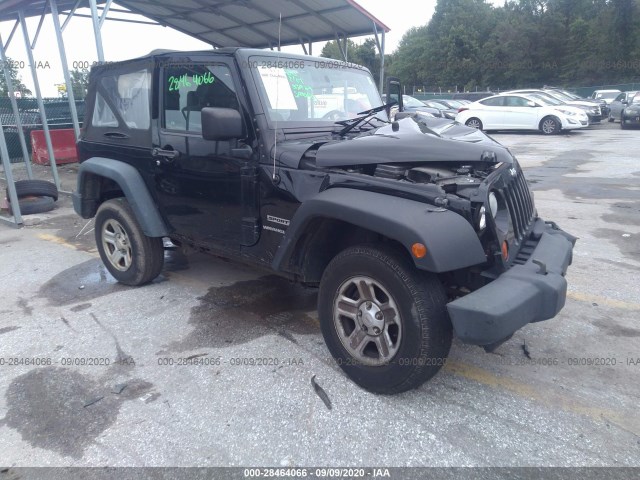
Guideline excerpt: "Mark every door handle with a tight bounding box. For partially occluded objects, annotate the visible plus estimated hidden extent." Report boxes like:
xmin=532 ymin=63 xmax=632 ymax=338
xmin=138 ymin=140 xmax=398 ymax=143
xmin=104 ymin=131 xmax=129 ymax=139
xmin=152 ymin=147 xmax=180 ymax=161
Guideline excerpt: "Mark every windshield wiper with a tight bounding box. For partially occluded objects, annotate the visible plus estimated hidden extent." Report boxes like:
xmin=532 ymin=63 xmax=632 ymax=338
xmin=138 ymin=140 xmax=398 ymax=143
xmin=335 ymin=102 xmax=395 ymax=136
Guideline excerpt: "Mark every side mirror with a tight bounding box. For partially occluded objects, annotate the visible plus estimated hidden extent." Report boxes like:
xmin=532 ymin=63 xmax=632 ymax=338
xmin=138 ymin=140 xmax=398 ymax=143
xmin=622 ymin=100 xmax=628 ymax=105
xmin=385 ymin=76 xmax=403 ymax=114
xmin=201 ymin=107 xmax=244 ymax=141
xmin=527 ymin=101 xmax=536 ymax=107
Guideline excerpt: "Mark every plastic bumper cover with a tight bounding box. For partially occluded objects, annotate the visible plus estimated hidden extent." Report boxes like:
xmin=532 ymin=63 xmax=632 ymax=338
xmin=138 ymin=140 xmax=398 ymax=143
xmin=447 ymin=220 xmax=576 ymax=346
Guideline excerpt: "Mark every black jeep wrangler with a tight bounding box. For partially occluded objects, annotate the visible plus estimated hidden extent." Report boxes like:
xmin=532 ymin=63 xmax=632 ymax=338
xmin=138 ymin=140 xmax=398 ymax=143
xmin=73 ymin=49 xmax=576 ymax=394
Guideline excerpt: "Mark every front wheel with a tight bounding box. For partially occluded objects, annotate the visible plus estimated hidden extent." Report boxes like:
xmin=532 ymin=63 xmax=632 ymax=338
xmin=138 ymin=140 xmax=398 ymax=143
xmin=318 ymin=245 xmax=452 ymax=394
xmin=540 ymin=116 xmax=561 ymax=135
xmin=95 ymin=198 xmax=164 ymax=286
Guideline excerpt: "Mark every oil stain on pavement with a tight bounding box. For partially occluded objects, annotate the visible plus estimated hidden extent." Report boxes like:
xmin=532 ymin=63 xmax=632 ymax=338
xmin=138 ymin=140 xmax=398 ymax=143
xmin=1 ymin=367 xmax=153 ymax=459
xmin=164 ymin=275 xmax=318 ymax=352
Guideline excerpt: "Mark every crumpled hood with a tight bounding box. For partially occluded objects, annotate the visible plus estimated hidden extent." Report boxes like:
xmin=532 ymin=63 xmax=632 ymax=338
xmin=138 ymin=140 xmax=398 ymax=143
xmin=274 ymin=117 xmax=514 ymax=169
xmin=314 ymin=117 xmax=514 ymax=168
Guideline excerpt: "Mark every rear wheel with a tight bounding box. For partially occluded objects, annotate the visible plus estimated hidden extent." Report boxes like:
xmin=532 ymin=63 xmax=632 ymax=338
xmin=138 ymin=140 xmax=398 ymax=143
xmin=465 ymin=118 xmax=483 ymax=130
xmin=318 ymin=245 xmax=452 ymax=394
xmin=608 ymin=114 xmax=615 ymax=123
xmin=95 ymin=198 xmax=164 ymax=286
xmin=540 ymin=116 xmax=560 ymax=135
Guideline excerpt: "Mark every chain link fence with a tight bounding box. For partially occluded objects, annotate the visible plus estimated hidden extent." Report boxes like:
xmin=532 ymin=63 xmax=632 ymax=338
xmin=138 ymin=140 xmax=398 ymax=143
xmin=407 ymin=83 xmax=640 ymax=101
xmin=1 ymin=97 xmax=85 ymax=163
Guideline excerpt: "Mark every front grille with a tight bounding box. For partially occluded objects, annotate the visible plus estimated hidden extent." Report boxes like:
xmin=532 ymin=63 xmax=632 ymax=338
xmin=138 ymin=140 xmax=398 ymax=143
xmin=503 ymin=169 xmax=535 ymax=244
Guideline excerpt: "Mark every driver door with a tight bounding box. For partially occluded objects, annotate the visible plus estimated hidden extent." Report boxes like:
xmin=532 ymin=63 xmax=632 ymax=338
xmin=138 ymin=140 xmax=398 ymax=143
xmin=154 ymin=61 xmax=245 ymax=249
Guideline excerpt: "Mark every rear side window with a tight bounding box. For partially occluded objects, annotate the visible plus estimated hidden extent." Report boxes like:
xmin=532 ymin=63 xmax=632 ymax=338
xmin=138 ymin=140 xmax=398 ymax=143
xmin=480 ymin=97 xmax=504 ymax=107
xmin=503 ymin=96 xmax=530 ymax=107
xmin=162 ymin=64 xmax=239 ymax=133
xmin=92 ymin=69 xmax=151 ymax=130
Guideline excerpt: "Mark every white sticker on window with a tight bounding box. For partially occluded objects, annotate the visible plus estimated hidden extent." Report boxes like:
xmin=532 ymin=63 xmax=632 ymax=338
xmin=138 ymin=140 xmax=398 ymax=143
xmin=258 ymin=67 xmax=298 ymax=110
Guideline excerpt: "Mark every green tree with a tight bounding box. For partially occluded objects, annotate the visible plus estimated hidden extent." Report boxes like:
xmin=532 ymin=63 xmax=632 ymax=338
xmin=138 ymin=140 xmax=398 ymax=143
xmin=321 ymin=38 xmax=385 ymax=81
xmin=0 ymin=58 xmax=32 ymax=97
xmin=70 ymin=68 xmax=90 ymax=99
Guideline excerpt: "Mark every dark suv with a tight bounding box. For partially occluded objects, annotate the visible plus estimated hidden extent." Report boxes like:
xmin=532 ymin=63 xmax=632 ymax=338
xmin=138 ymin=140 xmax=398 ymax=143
xmin=73 ymin=49 xmax=576 ymax=394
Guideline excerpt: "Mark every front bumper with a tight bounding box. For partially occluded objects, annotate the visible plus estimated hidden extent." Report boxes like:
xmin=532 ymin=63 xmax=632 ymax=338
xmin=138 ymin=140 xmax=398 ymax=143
xmin=586 ymin=113 xmax=602 ymax=123
xmin=622 ymin=113 xmax=640 ymax=126
xmin=447 ymin=219 xmax=576 ymax=346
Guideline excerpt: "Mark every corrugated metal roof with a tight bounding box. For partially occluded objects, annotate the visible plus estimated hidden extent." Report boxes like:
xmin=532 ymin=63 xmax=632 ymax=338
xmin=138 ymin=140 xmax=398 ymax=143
xmin=0 ymin=0 xmax=389 ymax=48
xmin=114 ymin=0 xmax=389 ymax=48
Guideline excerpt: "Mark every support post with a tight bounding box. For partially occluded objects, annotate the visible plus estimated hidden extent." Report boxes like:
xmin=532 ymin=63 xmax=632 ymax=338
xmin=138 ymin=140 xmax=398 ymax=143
xmin=0 ymin=115 xmax=23 ymax=226
xmin=19 ymin=10 xmax=61 ymax=190
xmin=0 ymin=33 xmax=33 ymax=179
xmin=89 ymin=0 xmax=105 ymax=62
xmin=379 ymin=30 xmax=386 ymax=93
xmin=50 ymin=0 xmax=81 ymax=139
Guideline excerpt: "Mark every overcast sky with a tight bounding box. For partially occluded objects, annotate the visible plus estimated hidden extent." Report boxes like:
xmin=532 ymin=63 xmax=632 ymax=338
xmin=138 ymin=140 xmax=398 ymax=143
xmin=1 ymin=0 xmax=503 ymax=97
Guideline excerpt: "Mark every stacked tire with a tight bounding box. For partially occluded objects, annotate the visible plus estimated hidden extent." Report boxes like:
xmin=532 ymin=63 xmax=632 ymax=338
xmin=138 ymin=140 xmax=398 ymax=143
xmin=7 ymin=180 xmax=58 ymax=215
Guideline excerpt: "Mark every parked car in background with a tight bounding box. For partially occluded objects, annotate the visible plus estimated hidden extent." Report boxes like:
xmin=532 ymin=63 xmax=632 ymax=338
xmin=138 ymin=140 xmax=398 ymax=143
xmin=590 ymin=89 xmax=622 ymax=105
xmin=620 ymin=94 xmax=640 ymax=129
xmin=608 ymin=91 xmax=638 ymax=122
xmin=382 ymin=94 xmax=441 ymax=118
xmin=452 ymin=91 xmax=494 ymax=102
xmin=507 ymin=89 xmax=602 ymax=123
xmin=456 ymin=93 xmax=589 ymax=134
xmin=423 ymin=100 xmax=457 ymax=119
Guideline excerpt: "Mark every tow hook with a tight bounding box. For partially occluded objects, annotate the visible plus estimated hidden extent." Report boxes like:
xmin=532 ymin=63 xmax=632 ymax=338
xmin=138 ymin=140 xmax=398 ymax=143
xmin=532 ymin=259 xmax=547 ymax=275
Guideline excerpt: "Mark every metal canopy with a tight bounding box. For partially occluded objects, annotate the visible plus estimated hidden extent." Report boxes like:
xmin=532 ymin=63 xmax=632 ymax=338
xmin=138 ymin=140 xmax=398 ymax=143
xmin=114 ymin=0 xmax=390 ymax=49
xmin=0 ymin=0 xmax=104 ymax=21
xmin=0 ymin=0 xmax=390 ymax=227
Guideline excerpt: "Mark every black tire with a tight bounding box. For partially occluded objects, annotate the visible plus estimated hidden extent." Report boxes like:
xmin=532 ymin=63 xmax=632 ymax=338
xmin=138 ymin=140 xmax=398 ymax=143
xmin=621 ymin=120 xmax=628 ymax=129
xmin=540 ymin=116 xmax=561 ymax=135
xmin=94 ymin=198 xmax=164 ymax=286
xmin=8 ymin=196 xmax=55 ymax=215
xmin=608 ymin=114 xmax=615 ymax=123
xmin=465 ymin=118 xmax=483 ymax=130
xmin=318 ymin=245 xmax=452 ymax=394
xmin=9 ymin=179 xmax=58 ymax=201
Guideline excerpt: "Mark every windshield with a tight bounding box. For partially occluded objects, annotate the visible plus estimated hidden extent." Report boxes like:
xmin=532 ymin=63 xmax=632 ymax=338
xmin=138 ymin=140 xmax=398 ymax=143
xmin=528 ymin=93 xmax=563 ymax=106
xmin=443 ymin=99 xmax=464 ymax=108
xmin=250 ymin=57 xmax=384 ymax=124
xmin=595 ymin=91 xmax=620 ymax=100
xmin=545 ymin=90 xmax=577 ymax=101
xmin=403 ymin=95 xmax=426 ymax=108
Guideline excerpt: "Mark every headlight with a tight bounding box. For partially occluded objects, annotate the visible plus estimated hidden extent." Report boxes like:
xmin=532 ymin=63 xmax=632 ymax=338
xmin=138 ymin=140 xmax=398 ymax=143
xmin=557 ymin=108 xmax=576 ymax=116
xmin=478 ymin=205 xmax=487 ymax=231
xmin=488 ymin=192 xmax=498 ymax=219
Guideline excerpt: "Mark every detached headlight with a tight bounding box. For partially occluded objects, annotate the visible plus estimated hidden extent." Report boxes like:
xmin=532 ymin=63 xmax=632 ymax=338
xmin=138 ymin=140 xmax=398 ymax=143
xmin=488 ymin=192 xmax=498 ymax=219
xmin=478 ymin=205 xmax=487 ymax=231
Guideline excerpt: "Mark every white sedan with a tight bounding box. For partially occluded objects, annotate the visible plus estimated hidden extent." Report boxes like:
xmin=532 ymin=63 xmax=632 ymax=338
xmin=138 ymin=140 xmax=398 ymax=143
xmin=455 ymin=93 xmax=589 ymax=134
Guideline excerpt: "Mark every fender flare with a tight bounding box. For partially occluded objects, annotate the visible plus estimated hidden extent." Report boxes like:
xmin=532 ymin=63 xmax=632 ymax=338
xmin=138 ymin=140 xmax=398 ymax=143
xmin=272 ymin=188 xmax=487 ymax=273
xmin=72 ymin=157 xmax=169 ymax=237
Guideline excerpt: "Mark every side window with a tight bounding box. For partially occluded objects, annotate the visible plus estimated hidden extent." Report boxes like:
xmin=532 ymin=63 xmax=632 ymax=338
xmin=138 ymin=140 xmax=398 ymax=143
xmin=163 ymin=64 xmax=239 ymax=133
xmin=503 ymin=96 xmax=529 ymax=107
xmin=480 ymin=97 xmax=504 ymax=107
xmin=95 ymin=70 xmax=151 ymax=129
xmin=92 ymin=92 xmax=118 ymax=127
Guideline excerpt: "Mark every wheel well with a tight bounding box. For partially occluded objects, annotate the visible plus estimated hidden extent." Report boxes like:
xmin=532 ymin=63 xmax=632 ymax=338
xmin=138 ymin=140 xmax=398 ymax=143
xmin=79 ymin=172 xmax=125 ymax=216
xmin=288 ymin=218 xmax=409 ymax=285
